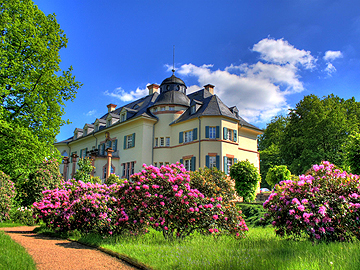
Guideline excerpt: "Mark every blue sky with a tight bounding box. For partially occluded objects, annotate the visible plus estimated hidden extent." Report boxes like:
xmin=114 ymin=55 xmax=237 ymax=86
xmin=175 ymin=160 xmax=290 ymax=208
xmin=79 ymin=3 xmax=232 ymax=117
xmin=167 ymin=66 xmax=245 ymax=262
xmin=33 ymin=0 xmax=360 ymax=142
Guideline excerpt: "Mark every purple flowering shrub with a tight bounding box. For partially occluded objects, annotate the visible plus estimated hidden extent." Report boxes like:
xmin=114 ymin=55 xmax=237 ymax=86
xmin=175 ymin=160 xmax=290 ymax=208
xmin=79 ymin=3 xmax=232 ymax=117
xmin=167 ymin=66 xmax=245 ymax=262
xmin=33 ymin=163 xmax=248 ymax=239
xmin=0 ymin=171 xmax=16 ymax=222
xmin=262 ymin=161 xmax=360 ymax=242
xmin=117 ymin=163 xmax=248 ymax=239
xmin=33 ymin=180 xmax=124 ymax=235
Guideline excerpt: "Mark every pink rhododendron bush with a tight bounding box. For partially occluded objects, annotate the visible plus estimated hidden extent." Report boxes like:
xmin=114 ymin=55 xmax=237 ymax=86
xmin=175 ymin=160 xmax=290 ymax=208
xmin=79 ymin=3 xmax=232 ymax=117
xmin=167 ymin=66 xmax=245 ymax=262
xmin=262 ymin=161 xmax=360 ymax=242
xmin=117 ymin=163 xmax=248 ymax=239
xmin=33 ymin=163 xmax=248 ymax=239
xmin=0 ymin=171 xmax=16 ymax=222
xmin=33 ymin=180 xmax=124 ymax=235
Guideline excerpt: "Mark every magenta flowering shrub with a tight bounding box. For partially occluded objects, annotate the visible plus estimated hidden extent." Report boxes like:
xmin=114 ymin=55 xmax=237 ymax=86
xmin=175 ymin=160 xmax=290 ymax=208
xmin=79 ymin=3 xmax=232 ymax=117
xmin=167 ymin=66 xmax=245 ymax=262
xmin=33 ymin=180 xmax=125 ymax=235
xmin=116 ymin=163 xmax=248 ymax=239
xmin=262 ymin=161 xmax=360 ymax=242
xmin=0 ymin=171 xmax=16 ymax=222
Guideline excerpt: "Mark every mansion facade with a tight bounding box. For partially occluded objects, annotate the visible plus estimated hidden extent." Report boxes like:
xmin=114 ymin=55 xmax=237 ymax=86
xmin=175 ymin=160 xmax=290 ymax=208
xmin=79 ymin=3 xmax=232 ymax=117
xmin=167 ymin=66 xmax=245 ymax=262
xmin=55 ymin=73 xmax=263 ymax=181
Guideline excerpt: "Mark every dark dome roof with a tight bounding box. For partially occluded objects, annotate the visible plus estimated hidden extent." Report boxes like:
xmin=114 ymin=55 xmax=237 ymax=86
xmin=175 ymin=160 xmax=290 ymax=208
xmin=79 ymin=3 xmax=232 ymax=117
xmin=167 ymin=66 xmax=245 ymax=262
xmin=160 ymin=74 xmax=186 ymax=86
xmin=154 ymin=90 xmax=190 ymax=107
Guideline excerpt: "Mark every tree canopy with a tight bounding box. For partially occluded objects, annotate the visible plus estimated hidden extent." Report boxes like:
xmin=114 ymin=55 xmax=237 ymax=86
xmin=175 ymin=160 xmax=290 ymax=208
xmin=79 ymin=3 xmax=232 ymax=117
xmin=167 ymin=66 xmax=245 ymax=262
xmin=0 ymin=0 xmax=81 ymax=180
xmin=259 ymin=94 xmax=360 ymax=177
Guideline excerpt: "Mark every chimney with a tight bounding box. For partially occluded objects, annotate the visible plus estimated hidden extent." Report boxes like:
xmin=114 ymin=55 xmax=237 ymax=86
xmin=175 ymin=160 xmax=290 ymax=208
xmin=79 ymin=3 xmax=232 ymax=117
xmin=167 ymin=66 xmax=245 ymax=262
xmin=107 ymin=103 xmax=117 ymax=112
xmin=147 ymin=84 xmax=160 ymax=95
xmin=204 ymin=84 xmax=215 ymax=95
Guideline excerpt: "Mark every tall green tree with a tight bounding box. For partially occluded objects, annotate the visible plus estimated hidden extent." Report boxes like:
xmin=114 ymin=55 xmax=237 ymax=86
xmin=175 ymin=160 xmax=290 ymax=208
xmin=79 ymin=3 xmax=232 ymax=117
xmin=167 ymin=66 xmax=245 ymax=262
xmin=343 ymin=132 xmax=360 ymax=175
xmin=258 ymin=115 xmax=288 ymax=187
xmin=0 ymin=0 xmax=81 ymax=180
xmin=281 ymin=94 xmax=360 ymax=175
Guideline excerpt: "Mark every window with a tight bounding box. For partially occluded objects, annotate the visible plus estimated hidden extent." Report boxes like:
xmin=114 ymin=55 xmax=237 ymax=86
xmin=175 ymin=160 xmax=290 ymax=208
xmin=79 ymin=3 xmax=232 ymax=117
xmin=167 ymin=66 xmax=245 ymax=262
xmin=223 ymin=127 xmax=237 ymax=142
xmin=209 ymin=156 xmax=217 ymax=168
xmin=209 ymin=127 xmax=216 ymax=139
xmin=191 ymin=105 xmax=196 ymax=114
xmin=121 ymin=113 xmax=126 ymax=122
xmin=154 ymin=162 xmax=157 ymax=167
xmin=159 ymin=162 xmax=163 ymax=167
xmin=169 ymin=106 xmax=175 ymax=111
xmin=155 ymin=138 xmax=158 ymax=147
xmin=103 ymin=165 xmax=114 ymax=179
xmin=184 ymin=130 xmax=193 ymax=143
xmin=123 ymin=162 xmax=135 ymax=179
xmin=154 ymin=107 xmax=158 ymax=112
xmin=166 ymin=137 xmax=170 ymax=147
xmin=224 ymin=156 xmax=237 ymax=175
xmin=127 ymin=135 xmax=133 ymax=148
xmin=84 ymin=128 xmax=87 ymax=136
xmin=107 ymin=119 xmax=112 ymax=127
xmin=179 ymin=128 xmax=197 ymax=144
xmin=160 ymin=106 xmax=166 ymax=111
xmin=111 ymin=139 xmax=118 ymax=151
xmin=184 ymin=159 xmax=191 ymax=171
xmin=160 ymin=137 xmax=164 ymax=147
xmin=124 ymin=133 xmax=135 ymax=149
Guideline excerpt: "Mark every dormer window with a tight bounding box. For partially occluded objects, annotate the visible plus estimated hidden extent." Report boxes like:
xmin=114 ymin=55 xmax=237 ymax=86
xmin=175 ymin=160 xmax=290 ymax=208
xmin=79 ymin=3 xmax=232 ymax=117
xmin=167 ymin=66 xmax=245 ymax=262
xmin=191 ymin=105 xmax=196 ymax=114
xmin=121 ymin=113 xmax=126 ymax=122
xmin=94 ymin=124 xmax=99 ymax=132
xmin=107 ymin=118 xmax=112 ymax=127
xmin=84 ymin=128 xmax=87 ymax=136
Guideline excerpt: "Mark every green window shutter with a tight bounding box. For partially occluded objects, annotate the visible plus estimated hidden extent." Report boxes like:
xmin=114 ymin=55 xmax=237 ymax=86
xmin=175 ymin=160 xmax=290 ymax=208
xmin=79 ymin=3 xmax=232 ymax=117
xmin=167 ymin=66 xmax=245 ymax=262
xmin=216 ymin=126 xmax=220 ymax=138
xmin=80 ymin=149 xmax=83 ymax=158
xmin=193 ymin=128 xmax=198 ymax=140
xmin=223 ymin=127 xmax=228 ymax=140
xmin=205 ymin=126 xmax=209 ymax=138
xmin=234 ymin=158 xmax=238 ymax=164
xmin=206 ymin=155 xmax=209 ymax=168
xmin=216 ymin=155 xmax=220 ymax=169
xmin=85 ymin=148 xmax=88 ymax=157
xmin=224 ymin=156 xmax=228 ymax=174
xmin=124 ymin=135 xmax=127 ymax=149
xmin=191 ymin=156 xmax=196 ymax=171
xmin=233 ymin=130 xmax=237 ymax=142
xmin=132 ymin=133 xmax=136 ymax=147
xmin=180 ymin=158 xmax=183 ymax=164
xmin=179 ymin=132 xmax=183 ymax=144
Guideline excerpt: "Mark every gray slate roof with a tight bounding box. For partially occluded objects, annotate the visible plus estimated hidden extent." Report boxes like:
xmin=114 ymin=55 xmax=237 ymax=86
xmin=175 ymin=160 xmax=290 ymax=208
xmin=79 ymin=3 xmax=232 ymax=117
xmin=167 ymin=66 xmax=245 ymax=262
xmin=57 ymin=83 xmax=262 ymax=144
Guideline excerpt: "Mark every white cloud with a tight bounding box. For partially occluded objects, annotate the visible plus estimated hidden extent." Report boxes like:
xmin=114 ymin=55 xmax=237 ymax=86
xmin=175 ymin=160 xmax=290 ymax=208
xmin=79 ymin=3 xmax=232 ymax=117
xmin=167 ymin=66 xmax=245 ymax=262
xmin=85 ymin=109 xmax=96 ymax=116
xmin=252 ymin=38 xmax=316 ymax=69
xmin=324 ymin=62 xmax=337 ymax=76
xmin=323 ymin=50 xmax=343 ymax=62
xmin=104 ymin=86 xmax=148 ymax=102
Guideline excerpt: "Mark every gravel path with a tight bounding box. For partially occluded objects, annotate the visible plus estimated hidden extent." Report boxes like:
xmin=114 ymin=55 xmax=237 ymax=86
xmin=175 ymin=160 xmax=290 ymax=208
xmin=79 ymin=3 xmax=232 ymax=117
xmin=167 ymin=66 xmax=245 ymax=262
xmin=0 ymin=226 xmax=138 ymax=270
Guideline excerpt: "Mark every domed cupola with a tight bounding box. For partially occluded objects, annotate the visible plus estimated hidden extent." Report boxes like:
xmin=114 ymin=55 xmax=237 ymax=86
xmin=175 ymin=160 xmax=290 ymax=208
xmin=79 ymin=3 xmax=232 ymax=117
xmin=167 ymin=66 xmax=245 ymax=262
xmin=160 ymin=74 xmax=187 ymax=94
xmin=153 ymin=73 xmax=190 ymax=107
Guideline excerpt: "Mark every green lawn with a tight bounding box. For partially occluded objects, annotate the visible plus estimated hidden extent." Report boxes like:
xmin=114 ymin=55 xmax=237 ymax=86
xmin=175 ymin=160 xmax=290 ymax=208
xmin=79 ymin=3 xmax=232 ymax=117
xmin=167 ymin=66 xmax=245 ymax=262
xmin=0 ymin=230 xmax=36 ymax=270
xmin=66 ymin=227 xmax=360 ymax=270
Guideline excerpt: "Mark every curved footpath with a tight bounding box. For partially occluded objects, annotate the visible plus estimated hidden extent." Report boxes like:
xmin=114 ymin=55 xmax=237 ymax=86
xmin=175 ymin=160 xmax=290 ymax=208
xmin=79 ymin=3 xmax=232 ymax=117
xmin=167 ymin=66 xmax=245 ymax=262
xmin=0 ymin=226 xmax=138 ymax=270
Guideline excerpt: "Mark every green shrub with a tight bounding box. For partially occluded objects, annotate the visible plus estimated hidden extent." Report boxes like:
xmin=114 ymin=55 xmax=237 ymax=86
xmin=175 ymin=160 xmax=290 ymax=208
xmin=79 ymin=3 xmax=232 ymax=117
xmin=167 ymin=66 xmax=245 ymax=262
xmin=11 ymin=206 xmax=36 ymax=226
xmin=190 ymin=167 xmax=236 ymax=202
xmin=19 ymin=159 xmax=62 ymax=206
xmin=237 ymin=203 xmax=271 ymax=227
xmin=90 ymin=176 xmax=102 ymax=184
xmin=104 ymin=174 xmax=125 ymax=186
xmin=74 ymin=157 xmax=94 ymax=183
xmin=0 ymin=171 xmax=16 ymax=222
xmin=265 ymin=165 xmax=291 ymax=188
xmin=230 ymin=160 xmax=261 ymax=202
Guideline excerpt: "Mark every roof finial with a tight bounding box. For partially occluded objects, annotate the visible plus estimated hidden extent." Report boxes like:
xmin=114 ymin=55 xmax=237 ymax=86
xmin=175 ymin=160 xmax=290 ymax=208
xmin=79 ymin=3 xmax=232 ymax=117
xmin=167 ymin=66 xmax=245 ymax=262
xmin=172 ymin=45 xmax=175 ymax=75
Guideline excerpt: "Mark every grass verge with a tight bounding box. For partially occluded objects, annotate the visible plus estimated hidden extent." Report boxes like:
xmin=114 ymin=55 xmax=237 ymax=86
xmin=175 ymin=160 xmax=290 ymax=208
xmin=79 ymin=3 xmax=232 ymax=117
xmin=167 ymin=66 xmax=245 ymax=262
xmin=0 ymin=230 xmax=36 ymax=270
xmin=36 ymin=226 xmax=360 ymax=270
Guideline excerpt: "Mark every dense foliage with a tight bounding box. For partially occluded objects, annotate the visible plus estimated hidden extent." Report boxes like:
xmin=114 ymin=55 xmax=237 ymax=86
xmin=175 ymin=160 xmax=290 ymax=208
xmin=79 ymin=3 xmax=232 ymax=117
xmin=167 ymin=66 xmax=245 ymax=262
xmin=0 ymin=171 xmax=16 ymax=222
xmin=343 ymin=132 xmax=360 ymax=175
xmin=33 ymin=164 xmax=248 ymax=239
xmin=104 ymin=174 xmax=125 ymax=186
xmin=19 ymin=159 xmax=63 ymax=206
xmin=74 ymin=158 xmax=94 ymax=183
xmin=0 ymin=0 xmax=81 ymax=181
xmin=258 ymin=95 xmax=360 ymax=176
xmin=263 ymin=161 xmax=360 ymax=242
xmin=265 ymin=165 xmax=291 ymax=188
xmin=230 ymin=160 xmax=260 ymax=202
